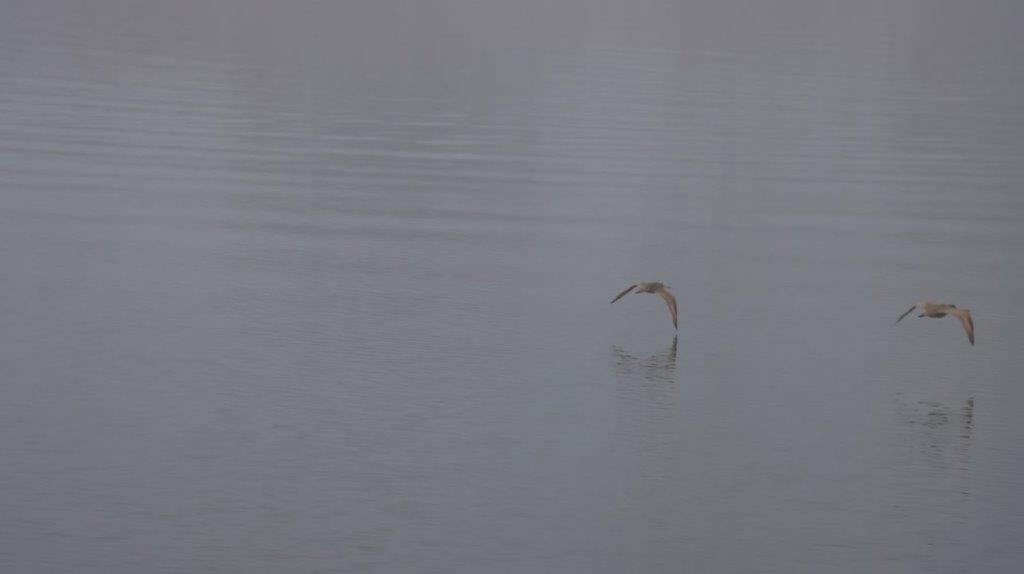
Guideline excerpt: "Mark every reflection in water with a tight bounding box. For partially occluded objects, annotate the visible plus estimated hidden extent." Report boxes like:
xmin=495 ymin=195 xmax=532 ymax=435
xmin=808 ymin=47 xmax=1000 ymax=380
xmin=610 ymin=336 xmax=678 ymax=384
xmin=894 ymin=394 xmax=974 ymax=450
xmin=607 ymin=335 xmax=684 ymax=566
xmin=962 ymin=397 xmax=974 ymax=439
xmin=891 ymin=393 xmax=975 ymax=544
xmin=893 ymin=394 xmax=974 ymax=481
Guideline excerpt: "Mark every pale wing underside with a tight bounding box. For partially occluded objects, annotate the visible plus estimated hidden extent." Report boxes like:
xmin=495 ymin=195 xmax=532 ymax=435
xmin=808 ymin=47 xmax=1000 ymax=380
xmin=656 ymin=286 xmax=678 ymax=329
xmin=950 ymin=309 xmax=975 ymax=346
xmin=610 ymin=284 xmax=637 ymax=304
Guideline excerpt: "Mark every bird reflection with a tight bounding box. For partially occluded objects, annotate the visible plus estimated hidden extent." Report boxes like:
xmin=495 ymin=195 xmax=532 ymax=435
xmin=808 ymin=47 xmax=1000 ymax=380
xmin=611 ymin=335 xmax=678 ymax=383
xmin=608 ymin=336 xmax=682 ymax=535
xmin=961 ymin=397 xmax=974 ymax=438
xmin=894 ymin=395 xmax=974 ymax=445
xmin=891 ymin=393 xmax=974 ymax=532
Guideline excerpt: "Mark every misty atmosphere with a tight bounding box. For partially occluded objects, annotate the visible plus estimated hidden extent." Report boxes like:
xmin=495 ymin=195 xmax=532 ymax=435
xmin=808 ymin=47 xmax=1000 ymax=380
xmin=1 ymin=1 xmax=1023 ymax=572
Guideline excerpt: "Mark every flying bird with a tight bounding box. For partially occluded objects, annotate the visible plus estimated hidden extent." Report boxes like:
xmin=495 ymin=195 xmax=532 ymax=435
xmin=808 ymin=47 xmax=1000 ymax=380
xmin=895 ymin=302 xmax=974 ymax=346
xmin=610 ymin=282 xmax=678 ymax=329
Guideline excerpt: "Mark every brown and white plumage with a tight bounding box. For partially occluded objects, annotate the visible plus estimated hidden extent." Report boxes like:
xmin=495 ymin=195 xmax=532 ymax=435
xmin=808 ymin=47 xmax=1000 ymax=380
xmin=895 ymin=302 xmax=975 ymax=346
xmin=610 ymin=282 xmax=678 ymax=329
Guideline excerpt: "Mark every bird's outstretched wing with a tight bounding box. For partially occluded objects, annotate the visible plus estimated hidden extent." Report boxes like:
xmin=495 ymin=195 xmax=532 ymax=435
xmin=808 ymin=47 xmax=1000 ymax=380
xmin=950 ymin=309 xmax=975 ymax=346
xmin=610 ymin=284 xmax=637 ymax=304
xmin=895 ymin=304 xmax=917 ymax=325
xmin=655 ymin=286 xmax=678 ymax=329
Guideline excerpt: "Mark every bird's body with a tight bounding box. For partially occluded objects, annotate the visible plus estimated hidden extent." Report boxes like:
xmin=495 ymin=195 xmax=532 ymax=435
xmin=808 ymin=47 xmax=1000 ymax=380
xmin=895 ymin=301 xmax=975 ymax=345
xmin=610 ymin=282 xmax=678 ymax=329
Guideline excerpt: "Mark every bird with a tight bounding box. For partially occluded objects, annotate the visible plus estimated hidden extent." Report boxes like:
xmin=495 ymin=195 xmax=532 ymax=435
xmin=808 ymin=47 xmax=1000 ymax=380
xmin=610 ymin=282 xmax=678 ymax=329
xmin=894 ymin=302 xmax=975 ymax=346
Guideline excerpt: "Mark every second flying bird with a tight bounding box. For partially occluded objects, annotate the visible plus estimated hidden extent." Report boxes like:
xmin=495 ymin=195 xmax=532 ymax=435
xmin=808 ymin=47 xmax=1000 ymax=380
xmin=610 ymin=282 xmax=678 ymax=330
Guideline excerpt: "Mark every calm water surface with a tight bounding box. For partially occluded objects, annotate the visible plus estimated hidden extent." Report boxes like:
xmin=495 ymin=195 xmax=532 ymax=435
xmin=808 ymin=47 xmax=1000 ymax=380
xmin=2 ymin=1 xmax=1023 ymax=572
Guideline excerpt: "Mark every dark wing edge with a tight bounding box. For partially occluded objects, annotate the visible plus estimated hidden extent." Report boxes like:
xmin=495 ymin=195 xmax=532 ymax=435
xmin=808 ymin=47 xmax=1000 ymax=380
xmin=656 ymin=287 xmax=678 ymax=329
xmin=610 ymin=284 xmax=637 ymax=304
xmin=953 ymin=309 xmax=975 ymax=346
xmin=894 ymin=304 xmax=917 ymax=325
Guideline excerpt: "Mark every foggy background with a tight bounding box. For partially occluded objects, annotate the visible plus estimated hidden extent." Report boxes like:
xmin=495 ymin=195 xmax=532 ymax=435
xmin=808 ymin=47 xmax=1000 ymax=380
xmin=1 ymin=1 xmax=1022 ymax=572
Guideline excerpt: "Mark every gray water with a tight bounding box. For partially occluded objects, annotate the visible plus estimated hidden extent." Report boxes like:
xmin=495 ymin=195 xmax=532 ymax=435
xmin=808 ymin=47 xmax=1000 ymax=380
xmin=2 ymin=1 xmax=1024 ymax=572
